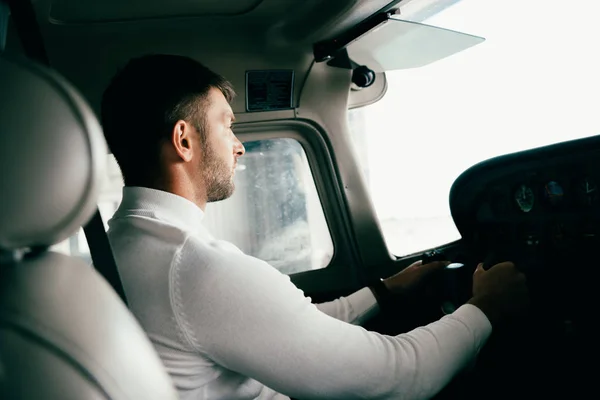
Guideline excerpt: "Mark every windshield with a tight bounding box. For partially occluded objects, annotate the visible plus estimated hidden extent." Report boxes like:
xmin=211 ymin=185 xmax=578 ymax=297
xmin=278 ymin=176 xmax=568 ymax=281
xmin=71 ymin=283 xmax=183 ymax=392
xmin=348 ymin=0 xmax=600 ymax=256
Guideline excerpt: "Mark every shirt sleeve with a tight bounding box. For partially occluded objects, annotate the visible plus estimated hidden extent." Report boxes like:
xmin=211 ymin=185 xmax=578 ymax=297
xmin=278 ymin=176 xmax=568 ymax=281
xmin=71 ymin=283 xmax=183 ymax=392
xmin=172 ymin=236 xmax=492 ymax=400
xmin=315 ymin=287 xmax=380 ymax=325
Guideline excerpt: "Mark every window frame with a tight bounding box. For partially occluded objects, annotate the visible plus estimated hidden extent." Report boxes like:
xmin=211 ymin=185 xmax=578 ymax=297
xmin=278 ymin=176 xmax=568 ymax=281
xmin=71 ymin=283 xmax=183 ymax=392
xmin=233 ymin=119 xmax=367 ymax=292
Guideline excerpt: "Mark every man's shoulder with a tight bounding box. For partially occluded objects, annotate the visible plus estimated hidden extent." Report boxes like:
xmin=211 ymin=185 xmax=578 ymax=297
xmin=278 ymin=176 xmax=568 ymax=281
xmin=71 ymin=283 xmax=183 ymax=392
xmin=179 ymin=235 xmax=263 ymax=267
xmin=177 ymin=235 xmax=284 ymax=281
xmin=173 ymin=235 xmax=299 ymax=317
xmin=107 ymin=213 xmax=189 ymax=247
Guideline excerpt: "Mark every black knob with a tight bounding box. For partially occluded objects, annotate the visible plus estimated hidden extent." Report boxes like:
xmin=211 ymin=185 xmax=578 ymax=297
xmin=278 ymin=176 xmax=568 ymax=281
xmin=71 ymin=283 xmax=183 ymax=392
xmin=351 ymin=65 xmax=376 ymax=88
xmin=441 ymin=262 xmax=466 ymax=314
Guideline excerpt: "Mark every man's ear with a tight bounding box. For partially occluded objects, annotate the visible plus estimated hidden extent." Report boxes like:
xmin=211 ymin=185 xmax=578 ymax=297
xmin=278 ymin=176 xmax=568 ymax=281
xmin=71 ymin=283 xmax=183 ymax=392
xmin=170 ymin=120 xmax=194 ymax=162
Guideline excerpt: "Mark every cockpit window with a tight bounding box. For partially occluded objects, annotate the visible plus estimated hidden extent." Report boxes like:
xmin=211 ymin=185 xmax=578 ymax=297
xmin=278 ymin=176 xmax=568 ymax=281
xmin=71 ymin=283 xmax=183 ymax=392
xmin=348 ymin=0 xmax=599 ymax=256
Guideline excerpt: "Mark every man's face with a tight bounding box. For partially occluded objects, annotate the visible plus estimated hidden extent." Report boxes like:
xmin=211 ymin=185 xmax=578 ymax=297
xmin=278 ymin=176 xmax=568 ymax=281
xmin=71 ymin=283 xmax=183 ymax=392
xmin=199 ymin=88 xmax=245 ymax=202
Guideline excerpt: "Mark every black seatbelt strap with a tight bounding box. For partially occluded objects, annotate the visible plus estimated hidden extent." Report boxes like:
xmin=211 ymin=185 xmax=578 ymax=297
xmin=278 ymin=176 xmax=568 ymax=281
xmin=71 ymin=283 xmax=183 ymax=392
xmin=83 ymin=211 xmax=128 ymax=304
xmin=0 ymin=1 xmax=9 ymax=51
xmin=7 ymin=0 xmax=128 ymax=305
xmin=6 ymin=0 xmax=48 ymax=64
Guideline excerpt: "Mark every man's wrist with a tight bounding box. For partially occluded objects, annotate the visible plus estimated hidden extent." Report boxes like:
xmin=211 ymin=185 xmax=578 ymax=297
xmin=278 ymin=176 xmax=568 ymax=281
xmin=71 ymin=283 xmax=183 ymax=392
xmin=369 ymin=279 xmax=394 ymax=312
xmin=467 ymin=296 xmax=501 ymax=327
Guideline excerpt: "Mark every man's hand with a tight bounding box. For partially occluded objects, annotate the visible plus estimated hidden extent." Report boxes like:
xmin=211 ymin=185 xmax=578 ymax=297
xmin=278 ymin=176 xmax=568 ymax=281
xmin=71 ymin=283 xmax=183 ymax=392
xmin=468 ymin=261 xmax=530 ymax=326
xmin=382 ymin=260 xmax=451 ymax=296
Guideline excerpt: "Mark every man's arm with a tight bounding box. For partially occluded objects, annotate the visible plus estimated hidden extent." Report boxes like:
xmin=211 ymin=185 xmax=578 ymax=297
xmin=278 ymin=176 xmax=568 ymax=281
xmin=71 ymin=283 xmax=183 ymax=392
xmin=172 ymin=236 xmax=492 ymax=400
xmin=314 ymin=287 xmax=380 ymax=325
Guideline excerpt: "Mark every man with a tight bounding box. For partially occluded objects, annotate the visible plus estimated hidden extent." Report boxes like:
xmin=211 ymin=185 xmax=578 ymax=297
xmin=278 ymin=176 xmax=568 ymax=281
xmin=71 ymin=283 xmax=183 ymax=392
xmin=102 ymin=54 xmax=529 ymax=400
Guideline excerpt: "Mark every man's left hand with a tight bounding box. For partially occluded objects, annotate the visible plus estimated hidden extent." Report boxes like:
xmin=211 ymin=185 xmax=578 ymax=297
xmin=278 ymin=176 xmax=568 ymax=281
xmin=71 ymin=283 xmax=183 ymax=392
xmin=383 ymin=260 xmax=450 ymax=296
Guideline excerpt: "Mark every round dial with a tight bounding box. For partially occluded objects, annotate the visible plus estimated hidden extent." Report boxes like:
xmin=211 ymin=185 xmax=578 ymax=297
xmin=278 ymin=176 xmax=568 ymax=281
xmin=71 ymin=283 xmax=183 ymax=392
xmin=515 ymin=184 xmax=535 ymax=213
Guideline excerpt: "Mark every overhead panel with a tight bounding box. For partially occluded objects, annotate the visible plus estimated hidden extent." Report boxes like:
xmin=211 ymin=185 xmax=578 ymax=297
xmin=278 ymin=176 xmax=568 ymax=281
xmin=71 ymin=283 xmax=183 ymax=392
xmin=48 ymin=0 xmax=264 ymax=23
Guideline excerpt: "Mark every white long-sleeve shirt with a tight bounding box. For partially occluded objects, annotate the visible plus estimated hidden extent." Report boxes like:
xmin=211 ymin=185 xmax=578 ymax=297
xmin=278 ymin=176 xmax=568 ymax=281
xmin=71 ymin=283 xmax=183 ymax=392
xmin=106 ymin=186 xmax=492 ymax=400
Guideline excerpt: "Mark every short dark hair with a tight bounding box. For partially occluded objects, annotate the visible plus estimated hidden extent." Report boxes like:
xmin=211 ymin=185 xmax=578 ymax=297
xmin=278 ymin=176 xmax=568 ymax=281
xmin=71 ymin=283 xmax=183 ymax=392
xmin=100 ymin=54 xmax=235 ymax=186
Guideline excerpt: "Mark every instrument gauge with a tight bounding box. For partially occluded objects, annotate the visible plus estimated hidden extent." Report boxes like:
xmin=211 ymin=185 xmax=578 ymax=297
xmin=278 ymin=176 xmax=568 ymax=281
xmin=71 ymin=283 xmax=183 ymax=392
xmin=514 ymin=184 xmax=535 ymax=213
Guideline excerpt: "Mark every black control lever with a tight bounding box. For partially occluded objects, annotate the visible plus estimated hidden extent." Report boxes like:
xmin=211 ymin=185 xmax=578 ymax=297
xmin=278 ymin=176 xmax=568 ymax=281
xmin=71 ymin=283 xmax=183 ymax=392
xmin=422 ymin=249 xmax=466 ymax=314
xmin=440 ymin=262 xmax=467 ymax=314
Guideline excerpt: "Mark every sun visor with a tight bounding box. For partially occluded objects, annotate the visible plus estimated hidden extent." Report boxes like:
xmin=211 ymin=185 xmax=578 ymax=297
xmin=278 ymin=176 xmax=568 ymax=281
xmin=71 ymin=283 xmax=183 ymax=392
xmin=314 ymin=12 xmax=484 ymax=73
xmin=346 ymin=16 xmax=484 ymax=72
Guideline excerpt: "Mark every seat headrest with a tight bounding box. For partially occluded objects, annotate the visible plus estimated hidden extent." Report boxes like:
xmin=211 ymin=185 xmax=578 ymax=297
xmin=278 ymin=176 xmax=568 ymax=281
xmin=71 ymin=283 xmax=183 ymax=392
xmin=0 ymin=56 xmax=107 ymax=251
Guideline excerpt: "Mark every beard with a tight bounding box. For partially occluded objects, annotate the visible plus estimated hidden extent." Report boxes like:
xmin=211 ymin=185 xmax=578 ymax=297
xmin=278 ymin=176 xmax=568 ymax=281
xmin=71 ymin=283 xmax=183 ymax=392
xmin=202 ymin=147 xmax=235 ymax=203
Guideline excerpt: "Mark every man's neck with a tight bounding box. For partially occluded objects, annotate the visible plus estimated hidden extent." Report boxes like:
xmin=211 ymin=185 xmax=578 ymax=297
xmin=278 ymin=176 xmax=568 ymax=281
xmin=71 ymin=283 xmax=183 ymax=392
xmin=152 ymin=174 xmax=208 ymax=211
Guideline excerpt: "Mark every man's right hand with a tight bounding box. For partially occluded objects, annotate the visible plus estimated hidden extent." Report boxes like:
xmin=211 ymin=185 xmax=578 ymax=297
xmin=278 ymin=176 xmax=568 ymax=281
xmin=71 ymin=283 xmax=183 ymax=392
xmin=467 ymin=261 xmax=530 ymax=326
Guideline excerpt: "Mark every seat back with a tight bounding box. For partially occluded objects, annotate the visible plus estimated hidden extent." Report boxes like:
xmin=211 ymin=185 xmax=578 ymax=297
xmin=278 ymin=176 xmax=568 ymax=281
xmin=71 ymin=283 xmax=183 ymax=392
xmin=0 ymin=55 xmax=178 ymax=400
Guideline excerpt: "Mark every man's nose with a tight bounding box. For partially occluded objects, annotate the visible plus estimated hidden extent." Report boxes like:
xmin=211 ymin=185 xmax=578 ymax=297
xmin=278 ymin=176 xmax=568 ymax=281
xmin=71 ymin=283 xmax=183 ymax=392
xmin=234 ymin=138 xmax=245 ymax=157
